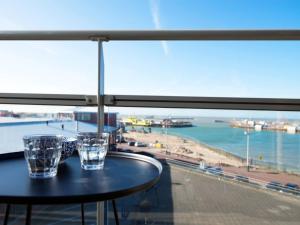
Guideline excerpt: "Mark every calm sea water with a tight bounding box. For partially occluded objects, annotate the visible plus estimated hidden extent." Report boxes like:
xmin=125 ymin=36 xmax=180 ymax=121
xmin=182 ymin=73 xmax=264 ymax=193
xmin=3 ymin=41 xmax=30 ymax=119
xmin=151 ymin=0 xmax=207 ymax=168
xmin=2 ymin=119 xmax=300 ymax=172
xmin=150 ymin=119 xmax=300 ymax=172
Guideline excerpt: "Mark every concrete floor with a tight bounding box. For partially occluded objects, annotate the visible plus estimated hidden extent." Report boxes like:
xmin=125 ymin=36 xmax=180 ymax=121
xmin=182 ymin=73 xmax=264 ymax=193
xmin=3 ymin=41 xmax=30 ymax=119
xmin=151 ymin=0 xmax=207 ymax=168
xmin=1 ymin=160 xmax=300 ymax=225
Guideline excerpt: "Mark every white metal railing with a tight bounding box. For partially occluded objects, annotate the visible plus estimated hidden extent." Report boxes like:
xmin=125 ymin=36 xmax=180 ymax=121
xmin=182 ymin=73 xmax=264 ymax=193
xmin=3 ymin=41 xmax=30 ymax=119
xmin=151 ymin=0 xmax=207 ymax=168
xmin=0 ymin=93 xmax=97 ymax=106
xmin=3 ymin=94 xmax=300 ymax=111
xmin=1 ymin=30 xmax=300 ymax=112
xmin=0 ymin=29 xmax=300 ymax=40
xmin=104 ymin=95 xmax=300 ymax=111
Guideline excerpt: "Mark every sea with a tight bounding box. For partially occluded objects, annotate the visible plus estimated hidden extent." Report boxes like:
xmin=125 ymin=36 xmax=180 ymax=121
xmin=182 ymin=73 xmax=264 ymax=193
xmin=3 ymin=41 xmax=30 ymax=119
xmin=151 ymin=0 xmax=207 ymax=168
xmin=150 ymin=118 xmax=300 ymax=173
xmin=1 ymin=119 xmax=300 ymax=173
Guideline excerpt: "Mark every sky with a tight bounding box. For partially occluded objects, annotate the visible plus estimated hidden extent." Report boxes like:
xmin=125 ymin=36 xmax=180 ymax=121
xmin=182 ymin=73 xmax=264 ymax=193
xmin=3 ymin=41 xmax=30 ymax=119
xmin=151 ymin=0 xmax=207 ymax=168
xmin=1 ymin=0 xmax=300 ymax=117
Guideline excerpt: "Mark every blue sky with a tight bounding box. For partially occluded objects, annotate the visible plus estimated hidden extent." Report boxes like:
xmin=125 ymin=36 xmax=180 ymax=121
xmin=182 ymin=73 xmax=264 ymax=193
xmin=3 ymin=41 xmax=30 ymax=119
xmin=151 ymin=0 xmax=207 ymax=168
xmin=1 ymin=0 xmax=300 ymax=117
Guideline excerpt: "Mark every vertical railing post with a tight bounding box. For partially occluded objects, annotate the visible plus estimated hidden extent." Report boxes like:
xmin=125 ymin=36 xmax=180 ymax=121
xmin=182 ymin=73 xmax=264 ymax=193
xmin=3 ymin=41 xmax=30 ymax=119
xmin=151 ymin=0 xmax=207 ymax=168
xmin=97 ymin=40 xmax=105 ymax=133
xmin=97 ymin=40 xmax=105 ymax=225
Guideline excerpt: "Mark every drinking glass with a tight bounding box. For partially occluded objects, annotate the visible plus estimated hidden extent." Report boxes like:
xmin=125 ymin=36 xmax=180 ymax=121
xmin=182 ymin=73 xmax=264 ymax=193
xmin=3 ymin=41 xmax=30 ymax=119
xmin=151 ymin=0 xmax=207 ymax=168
xmin=77 ymin=132 xmax=109 ymax=170
xmin=23 ymin=135 xmax=63 ymax=178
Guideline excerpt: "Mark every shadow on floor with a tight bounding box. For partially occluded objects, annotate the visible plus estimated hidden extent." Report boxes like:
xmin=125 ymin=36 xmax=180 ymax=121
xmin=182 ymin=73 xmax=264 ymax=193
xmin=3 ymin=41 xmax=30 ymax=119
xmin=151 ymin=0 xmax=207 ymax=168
xmin=108 ymin=158 xmax=174 ymax=225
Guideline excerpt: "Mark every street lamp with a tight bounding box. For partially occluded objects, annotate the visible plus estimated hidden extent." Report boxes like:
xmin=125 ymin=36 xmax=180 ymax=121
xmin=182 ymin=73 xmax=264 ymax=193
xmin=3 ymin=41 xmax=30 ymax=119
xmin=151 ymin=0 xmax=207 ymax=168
xmin=244 ymin=130 xmax=250 ymax=172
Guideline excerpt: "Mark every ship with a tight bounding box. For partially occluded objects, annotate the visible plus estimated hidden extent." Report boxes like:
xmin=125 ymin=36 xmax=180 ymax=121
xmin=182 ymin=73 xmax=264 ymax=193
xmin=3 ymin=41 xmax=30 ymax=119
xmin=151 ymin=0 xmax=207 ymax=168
xmin=161 ymin=119 xmax=193 ymax=128
xmin=123 ymin=117 xmax=152 ymax=126
xmin=123 ymin=117 xmax=193 ymax=128
xmin=214 ymin=119 xmax=225 ymax=123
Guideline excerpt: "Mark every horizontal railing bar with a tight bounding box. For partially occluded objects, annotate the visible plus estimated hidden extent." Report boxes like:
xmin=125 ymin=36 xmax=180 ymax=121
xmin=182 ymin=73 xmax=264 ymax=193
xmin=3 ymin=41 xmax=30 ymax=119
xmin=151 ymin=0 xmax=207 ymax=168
xmin=104 ymin=95 xmax=300 ymax=111
xmin=0 ymin=30 xmax=300 ymax=41
xmin=2 ymin=93 xmax=300 ymax=111
xmin=0 ymin=93 xmax=97 ymax=106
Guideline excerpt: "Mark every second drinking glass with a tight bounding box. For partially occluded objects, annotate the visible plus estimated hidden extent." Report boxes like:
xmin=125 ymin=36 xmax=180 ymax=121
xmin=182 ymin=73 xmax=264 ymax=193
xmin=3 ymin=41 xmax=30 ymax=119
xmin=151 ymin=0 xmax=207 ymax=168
xmin=77 ymin=132 xmax=109 ymax=170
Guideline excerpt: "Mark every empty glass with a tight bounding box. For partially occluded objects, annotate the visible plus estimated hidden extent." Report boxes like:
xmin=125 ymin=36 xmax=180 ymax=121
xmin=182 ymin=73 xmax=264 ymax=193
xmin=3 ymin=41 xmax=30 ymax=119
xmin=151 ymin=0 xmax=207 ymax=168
xmin=77 ymin=132 xmax=109 ymax=170
xmin=23 ymin=135 xmax=63 ymax=178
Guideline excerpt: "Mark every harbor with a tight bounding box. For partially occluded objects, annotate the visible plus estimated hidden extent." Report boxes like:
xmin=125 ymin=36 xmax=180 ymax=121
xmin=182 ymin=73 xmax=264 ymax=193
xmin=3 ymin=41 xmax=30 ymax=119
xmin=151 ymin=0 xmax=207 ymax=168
xmin=230 ymin=119 xmax=300 ymax=134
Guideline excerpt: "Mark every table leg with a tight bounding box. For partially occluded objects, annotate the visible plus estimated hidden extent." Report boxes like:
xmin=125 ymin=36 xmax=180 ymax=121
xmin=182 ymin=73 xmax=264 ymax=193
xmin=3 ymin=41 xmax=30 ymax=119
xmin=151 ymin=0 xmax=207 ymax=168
xmin=3 ymin=204 xmax=10 ymax=225
xmin=81 ymin=203 xmax=85 ymax=225
xmin=25 ymin=204 xmax=31 ymax=225
xmin=112 ymin=200 xmax=119 ymax=225
xmin=96 ymin=202 xmax=105 ymax=225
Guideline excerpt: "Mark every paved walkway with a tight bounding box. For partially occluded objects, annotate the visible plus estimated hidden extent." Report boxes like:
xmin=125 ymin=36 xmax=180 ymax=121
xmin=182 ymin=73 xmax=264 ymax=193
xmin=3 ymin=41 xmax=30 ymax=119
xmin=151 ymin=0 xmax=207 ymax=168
xmin=224 ymin=166 xmax=300 ymax=186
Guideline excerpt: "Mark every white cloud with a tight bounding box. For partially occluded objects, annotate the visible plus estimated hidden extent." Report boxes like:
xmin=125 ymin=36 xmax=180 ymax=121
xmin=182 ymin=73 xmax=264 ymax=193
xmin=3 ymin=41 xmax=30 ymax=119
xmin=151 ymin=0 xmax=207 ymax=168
xmin=149 ymin=0 xmax=169 ymax=55
xmin=150 ymin=0 xmax=160 ymax=28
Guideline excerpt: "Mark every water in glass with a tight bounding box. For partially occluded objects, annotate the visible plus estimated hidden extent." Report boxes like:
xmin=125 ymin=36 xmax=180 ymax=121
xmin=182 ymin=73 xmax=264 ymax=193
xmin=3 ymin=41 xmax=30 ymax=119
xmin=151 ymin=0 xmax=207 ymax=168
xmin=23 ymin=135 xmax=63 ymax=178
xmin=77 ymin=132 xmax=109 ymax=170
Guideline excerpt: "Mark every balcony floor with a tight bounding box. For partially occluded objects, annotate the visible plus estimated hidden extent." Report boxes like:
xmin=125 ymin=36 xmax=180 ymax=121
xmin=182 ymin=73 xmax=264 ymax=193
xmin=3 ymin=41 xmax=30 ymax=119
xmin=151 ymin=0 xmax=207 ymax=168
xmin=1 ymin=160 xmax=300 ymax=225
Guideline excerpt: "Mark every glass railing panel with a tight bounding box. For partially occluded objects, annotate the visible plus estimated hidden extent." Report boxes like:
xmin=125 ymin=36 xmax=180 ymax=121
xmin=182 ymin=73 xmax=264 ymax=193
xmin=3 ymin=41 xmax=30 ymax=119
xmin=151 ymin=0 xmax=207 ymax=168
xmin=105 ymin=41 xmax=300 ymax=99
xmin=0 ymin=42 xmax=97 ymax=95
xmin=107 ymin=106 xmax=300 ymax=225
xmin=2 ymin=104 xmax=300 ymax=224
xmin=114 ymin=107 xmax=300 ymax=174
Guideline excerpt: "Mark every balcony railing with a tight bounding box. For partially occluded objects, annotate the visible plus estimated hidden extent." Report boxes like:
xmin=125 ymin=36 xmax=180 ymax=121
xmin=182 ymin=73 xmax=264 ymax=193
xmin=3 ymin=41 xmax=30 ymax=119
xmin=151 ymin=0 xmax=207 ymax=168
xmin=1 ymin=30 xmax=300 ymax=116
xmin=1 ymin=30 xmax=300 ymax=40
xmin=1 ymin=29 xmax=300 ymax=225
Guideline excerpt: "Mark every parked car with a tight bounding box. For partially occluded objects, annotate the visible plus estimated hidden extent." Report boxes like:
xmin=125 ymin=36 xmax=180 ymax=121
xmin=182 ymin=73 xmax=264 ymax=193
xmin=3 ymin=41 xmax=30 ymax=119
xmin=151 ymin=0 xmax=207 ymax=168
xmin=265 ymin=181 xmax=284 ymax=191
xmin=206 ymin=166 xmax=224 ymax=176
xmin=134 ymin=142 xmax=147 ymax=147
xmin=127 ymin=141 xmax=136 ymax=146
xmin=201 ymin=165 xmax=212 ymax=172
xmin=198 ymin=165 xmax=210 ymax=172
xmin=234 ymin=175 xmax=249 ymax=183
xmin=283 ymin=183 xmax=300 ymax=194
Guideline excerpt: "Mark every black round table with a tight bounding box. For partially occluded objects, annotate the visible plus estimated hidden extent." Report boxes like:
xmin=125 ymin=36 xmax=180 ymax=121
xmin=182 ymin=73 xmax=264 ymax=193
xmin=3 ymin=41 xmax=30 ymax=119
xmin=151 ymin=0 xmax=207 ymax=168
xmin=0 ymin=152 xmax=162 ymax=225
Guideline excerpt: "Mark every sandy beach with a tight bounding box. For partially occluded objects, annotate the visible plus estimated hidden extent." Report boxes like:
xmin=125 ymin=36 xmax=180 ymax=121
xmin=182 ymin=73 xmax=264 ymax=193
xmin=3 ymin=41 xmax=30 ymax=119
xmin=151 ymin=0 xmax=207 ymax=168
xmin=123 ymin=131 xmax=244 ymax=167
xmin=121 ymin=130 xmax=300 ymax=186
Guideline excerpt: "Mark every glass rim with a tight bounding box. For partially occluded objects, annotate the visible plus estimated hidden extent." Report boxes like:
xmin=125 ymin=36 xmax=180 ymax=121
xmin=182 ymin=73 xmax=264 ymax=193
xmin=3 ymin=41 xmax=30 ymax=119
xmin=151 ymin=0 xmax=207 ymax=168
xmin=23 ymin=134 xmax=64 ymax=140
xmin=63 ymin=137 xmax=77 ymax=142
xmin=76 ymin=132 xmax=109 ymax=137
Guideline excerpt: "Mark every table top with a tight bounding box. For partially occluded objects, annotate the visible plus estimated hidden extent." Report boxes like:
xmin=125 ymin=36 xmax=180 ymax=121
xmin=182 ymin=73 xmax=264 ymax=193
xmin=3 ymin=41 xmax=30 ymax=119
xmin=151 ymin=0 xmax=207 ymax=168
xmin=0 ymin=152 xmax=162 ymax=204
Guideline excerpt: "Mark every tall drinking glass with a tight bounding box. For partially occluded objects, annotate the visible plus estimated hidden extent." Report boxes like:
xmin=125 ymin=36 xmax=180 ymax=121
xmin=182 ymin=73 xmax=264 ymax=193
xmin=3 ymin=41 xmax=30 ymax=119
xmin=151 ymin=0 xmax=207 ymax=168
xmin=23 ymin=135 xmax=63 ymax=178
xmin=77 ymin=132 xmax=109 ymax=170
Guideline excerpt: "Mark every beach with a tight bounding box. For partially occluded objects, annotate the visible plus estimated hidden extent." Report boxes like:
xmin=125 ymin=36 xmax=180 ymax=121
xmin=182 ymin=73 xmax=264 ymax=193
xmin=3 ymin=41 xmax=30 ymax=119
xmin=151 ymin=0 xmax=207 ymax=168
xmin=123 ymin=131 xmax=244 ymax=167
xmin=122 ymin=130 xmax=300 ymax=186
